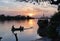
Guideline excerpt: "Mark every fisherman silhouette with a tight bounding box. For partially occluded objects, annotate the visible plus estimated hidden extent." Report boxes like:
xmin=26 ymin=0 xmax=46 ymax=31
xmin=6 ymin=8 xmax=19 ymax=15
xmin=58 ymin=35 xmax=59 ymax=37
xmin=11 ymin=26 xmax=18 ymax=41
xmin=19 ymin=26 xmax=24 ymax=32
xmin=11 ymin=25 xmax=24 ymax=33
xmin=11 ymin=25 xmax=15 ymax=33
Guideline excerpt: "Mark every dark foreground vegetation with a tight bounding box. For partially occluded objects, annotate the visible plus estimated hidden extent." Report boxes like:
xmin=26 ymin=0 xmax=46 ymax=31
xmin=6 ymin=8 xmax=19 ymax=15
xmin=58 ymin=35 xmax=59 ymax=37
xmin=16 ymin=0 xmax=60 ymax=5
xmin=37 ymin=11 xmax=60 ymax=41
xmin=37 ymin=1 xmax=60 ymax=40
xmin=51 ymin=0 xmax=60 ymax=5
xmin=0 ymin=15 xmax=34 ymax=21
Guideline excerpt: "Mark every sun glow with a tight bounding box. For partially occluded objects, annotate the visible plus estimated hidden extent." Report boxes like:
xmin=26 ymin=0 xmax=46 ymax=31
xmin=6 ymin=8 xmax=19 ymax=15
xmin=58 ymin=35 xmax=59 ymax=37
xmin=28 ymin=13 xmax=33 ymax=17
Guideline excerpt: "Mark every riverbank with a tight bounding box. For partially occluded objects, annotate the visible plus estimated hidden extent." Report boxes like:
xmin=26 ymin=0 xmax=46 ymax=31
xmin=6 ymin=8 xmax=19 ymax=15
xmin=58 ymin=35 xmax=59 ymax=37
xmin=32 ymin=37 xmax=51 ymax=41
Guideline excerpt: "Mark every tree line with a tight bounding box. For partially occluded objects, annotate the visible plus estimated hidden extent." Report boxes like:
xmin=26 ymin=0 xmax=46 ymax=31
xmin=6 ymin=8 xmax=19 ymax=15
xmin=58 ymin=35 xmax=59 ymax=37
xmin=0 ymin=14 xmax=34 ymax=21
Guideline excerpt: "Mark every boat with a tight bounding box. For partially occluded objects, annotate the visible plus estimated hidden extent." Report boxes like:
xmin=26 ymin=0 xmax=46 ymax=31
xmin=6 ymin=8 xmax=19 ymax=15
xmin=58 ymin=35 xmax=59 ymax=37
xmin=11 ymin=25 xmax=24 ymax=32
xmin=11 ymin=25 xmax=33 ymax=33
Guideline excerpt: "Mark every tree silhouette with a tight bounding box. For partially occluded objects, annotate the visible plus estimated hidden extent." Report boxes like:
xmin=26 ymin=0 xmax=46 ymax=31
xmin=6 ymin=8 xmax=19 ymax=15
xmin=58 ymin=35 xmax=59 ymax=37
xmin=51 ymin=0 xmax=60 ymax=5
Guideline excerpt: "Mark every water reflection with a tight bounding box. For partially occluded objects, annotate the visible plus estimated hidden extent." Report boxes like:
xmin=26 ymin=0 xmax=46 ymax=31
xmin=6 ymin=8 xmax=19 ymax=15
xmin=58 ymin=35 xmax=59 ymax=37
xmin=11 ymin=25 xmax=33 ymax=41
xmin=0 ymin=19 xmax=40 ymax=41
xmin=29 ymin=20 xmax=34 ymax=26
xmin=13 ymin=33 xmax=18 ymax=41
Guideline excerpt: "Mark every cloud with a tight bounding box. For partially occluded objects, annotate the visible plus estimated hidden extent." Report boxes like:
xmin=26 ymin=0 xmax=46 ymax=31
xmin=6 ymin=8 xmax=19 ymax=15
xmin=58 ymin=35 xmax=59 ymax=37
xmin=0 ymin=0 xmax=58 ymax=17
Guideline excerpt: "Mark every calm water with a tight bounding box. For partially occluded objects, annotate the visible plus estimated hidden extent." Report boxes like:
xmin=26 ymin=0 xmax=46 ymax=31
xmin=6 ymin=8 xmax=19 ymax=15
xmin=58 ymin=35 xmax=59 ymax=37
xmin=0 ymin=19 xmax=41 ymax=41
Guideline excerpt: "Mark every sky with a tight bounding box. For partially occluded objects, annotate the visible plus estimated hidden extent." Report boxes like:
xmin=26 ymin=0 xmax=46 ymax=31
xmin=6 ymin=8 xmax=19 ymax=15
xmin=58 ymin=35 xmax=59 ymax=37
xmin=0 ymin=0 xmax=58 ymax=18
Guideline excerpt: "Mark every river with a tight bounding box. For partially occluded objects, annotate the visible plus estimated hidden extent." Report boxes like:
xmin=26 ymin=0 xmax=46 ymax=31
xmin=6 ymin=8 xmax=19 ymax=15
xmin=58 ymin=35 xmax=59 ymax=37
xmin=0 ymin=19 xmax=41 ymax=41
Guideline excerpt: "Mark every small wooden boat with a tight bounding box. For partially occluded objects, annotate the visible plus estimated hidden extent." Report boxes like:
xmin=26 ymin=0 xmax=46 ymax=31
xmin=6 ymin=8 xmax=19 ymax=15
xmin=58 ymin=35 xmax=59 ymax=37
xmin=11 ymin=26 xmax=24 ymax=32
xmin=11 ymin=25 xmax=33 ymax=33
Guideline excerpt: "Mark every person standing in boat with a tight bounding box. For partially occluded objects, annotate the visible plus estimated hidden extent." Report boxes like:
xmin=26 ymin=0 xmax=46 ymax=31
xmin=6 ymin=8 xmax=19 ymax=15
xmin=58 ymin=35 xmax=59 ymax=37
xmin=12 ymin=25 xmax=14 ymax=28
xmin=11 ymin=25 xmax=15 ymax=33
xmin=20 ymin=26 xmax=24 ymax=32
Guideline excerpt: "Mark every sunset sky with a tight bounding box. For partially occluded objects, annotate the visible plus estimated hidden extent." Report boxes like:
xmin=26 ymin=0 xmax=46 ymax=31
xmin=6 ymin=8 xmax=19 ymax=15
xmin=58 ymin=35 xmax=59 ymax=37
xmin=0 ymin=0 xmax=58 ymax=18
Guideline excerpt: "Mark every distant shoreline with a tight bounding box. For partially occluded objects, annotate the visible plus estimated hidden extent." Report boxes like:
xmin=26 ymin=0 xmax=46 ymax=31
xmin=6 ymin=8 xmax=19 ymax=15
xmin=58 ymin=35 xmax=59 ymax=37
xmin=0 ymin=14 xmax=34 ymax=21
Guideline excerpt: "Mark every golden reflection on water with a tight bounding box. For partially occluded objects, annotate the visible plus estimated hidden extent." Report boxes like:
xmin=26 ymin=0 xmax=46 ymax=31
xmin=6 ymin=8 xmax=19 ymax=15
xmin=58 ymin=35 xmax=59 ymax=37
xmin=23 ymin=19 xmax=38 ymax=35
xmin=28 ymin=19 xmax=34 ymax=26
xmin=15 ymin=19 xmax=37 ymax=28
xmin=15 ymin=19 xmax=38 ymax=34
